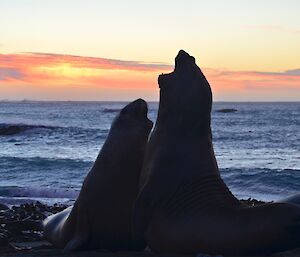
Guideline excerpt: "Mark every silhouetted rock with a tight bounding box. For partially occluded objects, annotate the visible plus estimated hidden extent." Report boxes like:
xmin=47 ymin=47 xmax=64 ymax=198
xmin=216 ymin=108 xmax=237 ymax=113
xmin=0 ymin=124 xmax=58 ymax=136
xmin=0 ymin=202 xmax=68 ymax=252
xmin=0 ymin=126 xmax=26 ymax=136
xmin=0 ymin=203 xmax=9 ymax=210
xmin=240 ymin=198 xmax=268 ymax=207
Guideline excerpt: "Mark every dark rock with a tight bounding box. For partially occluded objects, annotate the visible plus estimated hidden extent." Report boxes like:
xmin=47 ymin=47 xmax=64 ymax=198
xmin=216 ymin=108 xmax=237 ymax=113
xmin=0 ymin=232 xmax=9 ymax=246
xmin=0 ymin=203 xmax=9 ymax=211
xmin=0 ymin=124 xmax=55 ymax=136
xmin=0 ymin=125 xmax=26 ymax=135
xmin=0 ymin=201 xmax=69 ymax=250
xmin=5 ymin=220 xmax=43 ymax=232
xmin=240 ymin=198 xmax=268 ymax=207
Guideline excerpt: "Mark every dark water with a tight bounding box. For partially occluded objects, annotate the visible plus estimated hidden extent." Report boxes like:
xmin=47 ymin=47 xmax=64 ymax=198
xmin=0 ymin=101 xmax=299 ymax=204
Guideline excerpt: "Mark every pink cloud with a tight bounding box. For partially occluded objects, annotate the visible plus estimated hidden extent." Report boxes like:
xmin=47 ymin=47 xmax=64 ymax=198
xmin=0 ymin=52 xmax=172 ymax=73
xmin=0 ymin=67 xmax=24 ymax=81
xmin=0 ymin=52 xmax=299 ymax=100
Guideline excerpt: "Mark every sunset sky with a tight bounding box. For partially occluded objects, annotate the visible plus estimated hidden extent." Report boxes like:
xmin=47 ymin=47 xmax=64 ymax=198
xmin=0 ymin=0 xmax=299 ymax=101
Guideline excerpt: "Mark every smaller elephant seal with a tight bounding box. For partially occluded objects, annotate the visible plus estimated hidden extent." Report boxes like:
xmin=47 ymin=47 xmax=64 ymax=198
xmin=43 ymin=99 xmax=153 ymax=251
xmin=133 ymin=50 xmax=300 ymax=256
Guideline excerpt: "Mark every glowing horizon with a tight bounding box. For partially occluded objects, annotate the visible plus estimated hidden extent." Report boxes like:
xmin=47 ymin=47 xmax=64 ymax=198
xmin=1 ymin=1 xmax=299 ymax=101
xmin=0 ymin=52 xmax=299 ymax=101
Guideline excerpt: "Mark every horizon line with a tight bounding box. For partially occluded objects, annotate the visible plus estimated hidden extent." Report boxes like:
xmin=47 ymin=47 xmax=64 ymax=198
xmin=1 ymin=99 xmax=299 ymax=103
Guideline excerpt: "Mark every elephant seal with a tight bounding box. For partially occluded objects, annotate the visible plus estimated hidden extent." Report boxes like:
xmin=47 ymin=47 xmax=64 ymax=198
xmin=44 ymin=99 xmax=153 ymax=251
xmin=133 ymin=50 xmax=300 ymax=256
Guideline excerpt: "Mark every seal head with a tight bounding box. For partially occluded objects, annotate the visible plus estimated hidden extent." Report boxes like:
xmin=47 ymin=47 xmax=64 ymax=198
xmin=157 ymin=50 xmax=212 ymax=136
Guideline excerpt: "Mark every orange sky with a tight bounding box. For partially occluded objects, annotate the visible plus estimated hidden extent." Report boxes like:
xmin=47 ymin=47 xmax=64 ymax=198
xmin=0 ymin=52 xmax=299 ymax=101
xmin=1 ymin=1 xmax=300 ymax=101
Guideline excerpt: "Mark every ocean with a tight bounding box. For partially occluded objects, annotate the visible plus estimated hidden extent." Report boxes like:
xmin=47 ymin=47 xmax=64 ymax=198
xmin=0 ymin=101 xmax=299 ymax=205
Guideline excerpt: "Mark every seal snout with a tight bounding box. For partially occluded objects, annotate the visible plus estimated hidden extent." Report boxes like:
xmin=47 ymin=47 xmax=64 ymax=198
xmin=123 ymin=98 xmax=148 ymax=118
xmin=175 ymin=49 xmax=196 ymax=71
xmin=177 ymin=49 xmax=190 ymax=59
xmin=134 ymin=98 xmax=148 ymax=117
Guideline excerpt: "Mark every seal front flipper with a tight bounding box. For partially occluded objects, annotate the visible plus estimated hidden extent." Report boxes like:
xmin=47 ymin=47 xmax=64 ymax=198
xmin=63 ymin=207 xmax=89 ymax=252
xmin=43 ymin=206 xmax=73 ymax=248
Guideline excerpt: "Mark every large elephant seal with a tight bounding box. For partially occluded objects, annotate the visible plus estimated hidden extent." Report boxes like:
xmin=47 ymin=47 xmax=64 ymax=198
xmin=133 ymin=50 xmax=300 ymax=256
xmin=44 ymin=99 xmax=153 ymax=251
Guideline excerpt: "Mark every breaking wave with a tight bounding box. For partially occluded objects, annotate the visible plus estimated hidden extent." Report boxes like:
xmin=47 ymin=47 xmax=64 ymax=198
xmin=0 ymin=123 xmax=57 ymax=135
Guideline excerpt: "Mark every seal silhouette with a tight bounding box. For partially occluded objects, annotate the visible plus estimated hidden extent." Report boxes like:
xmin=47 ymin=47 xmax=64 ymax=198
xmin=133 ymin=50 xmax=300 ymax=256
xmin=44 ymin=99 xmax=153 ymax=251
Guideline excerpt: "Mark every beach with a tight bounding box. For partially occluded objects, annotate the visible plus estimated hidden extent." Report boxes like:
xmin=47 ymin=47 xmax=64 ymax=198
xmin=0 ymin=200 xmax=300 ymax=257
xmin=0 ymin=199 xmax=300 ymax=257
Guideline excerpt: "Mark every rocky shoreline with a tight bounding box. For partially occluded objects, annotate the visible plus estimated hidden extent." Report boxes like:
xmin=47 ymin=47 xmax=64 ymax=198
xmin=0 ymin=200 xmax=299 ymax=257
xmin=0 ymin=202 xmax=67 ymax=253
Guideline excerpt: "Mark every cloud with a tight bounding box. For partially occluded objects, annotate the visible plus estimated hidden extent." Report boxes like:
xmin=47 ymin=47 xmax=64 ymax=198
xmin=1 ymin=52 xmax=172 ymax=72
xmin=0 ymin=52 xmax=299 ymax=101
xmin=284 ymin=69 xmax=300 ymax=76
xmin=0 ymin=52 xmax=174 ymax=88
xmin=206 ymin=68 xmax=300 ymax=79
xmin=0 ymin=52 xmax=175 ymax=90
xmin=0 ymin=67 xmax=24 ymax=81
xmin=203 ymin=67 xmax=300 ymax=101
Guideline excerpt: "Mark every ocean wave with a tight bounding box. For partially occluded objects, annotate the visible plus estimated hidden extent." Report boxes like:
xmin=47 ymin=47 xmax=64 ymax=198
xmin=0 ymin=156 xmax=92 ymax=190
xmin=220 ymin=168 xmax=300 ymax=201
xmin=0 ymin=185 xmax=79 ymax=205
xmin=0 ymin=186 xmax=78 ymax=199
xmin=0 ymin=167 xmax=299 ymax=204
xmin=0 ymin=156 xmax=92 ymax=176
xmin=0 ymin=156 xmax=92 ymax=165
xmin=102 ymin=108 xmax=121 ymax=113
xmin=0 ymin=123 xmax=109 ymax=138
xmin=215 ymin=108 xmax=238 ymax=113
xmin=0 ymin=123 xmax=57 ymax=136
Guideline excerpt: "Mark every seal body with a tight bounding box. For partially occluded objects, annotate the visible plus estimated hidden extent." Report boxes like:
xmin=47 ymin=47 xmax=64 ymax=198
xmin=133 ymin=50 xmax=300 ymax=256
xmin=44 ymin=99 xmax=153 ymax=251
